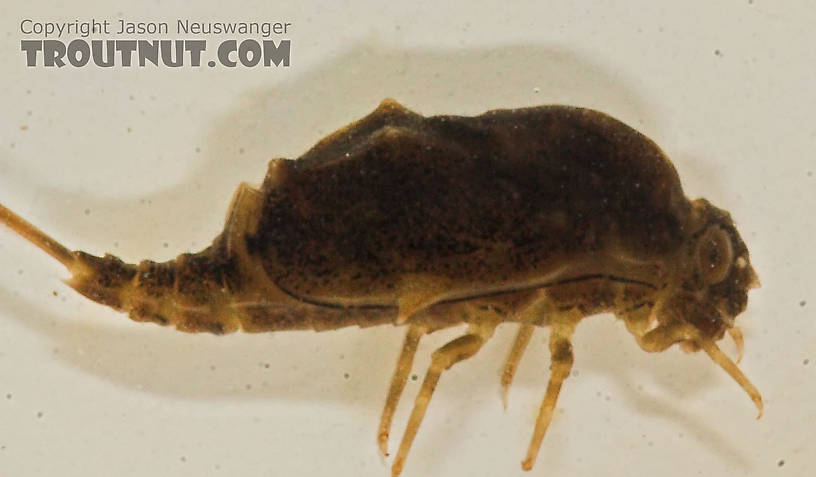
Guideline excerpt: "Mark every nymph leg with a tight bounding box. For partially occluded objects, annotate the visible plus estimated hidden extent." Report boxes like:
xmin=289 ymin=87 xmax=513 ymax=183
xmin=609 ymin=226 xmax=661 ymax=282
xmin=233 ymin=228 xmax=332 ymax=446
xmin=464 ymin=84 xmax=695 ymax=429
xmin=635 ymin=321 xmax=762 ymax=417
xmin=521 ymin=320 xmax=576 ymax=471
xmin=391 ymin=319 xmax=498 ymax=477
xmin=728 ymin=327 xmax=745 ymax=364
xmin=500 ymin=323 xmax=535 ymax=409
xmin=378 ymin=324 xmax=426 ymax=457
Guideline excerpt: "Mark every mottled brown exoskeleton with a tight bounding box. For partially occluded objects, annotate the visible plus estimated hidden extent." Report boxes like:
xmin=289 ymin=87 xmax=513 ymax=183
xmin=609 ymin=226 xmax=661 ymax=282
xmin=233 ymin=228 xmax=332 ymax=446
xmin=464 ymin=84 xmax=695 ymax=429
xmin=0 ymin=99 xmax=761 ymax=476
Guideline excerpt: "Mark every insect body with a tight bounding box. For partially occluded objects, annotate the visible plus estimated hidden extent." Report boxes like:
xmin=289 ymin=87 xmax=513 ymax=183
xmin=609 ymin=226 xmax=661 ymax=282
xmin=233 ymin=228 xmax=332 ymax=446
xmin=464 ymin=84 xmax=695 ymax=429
xmin=0 ymin=99 xmax=761 ymax=476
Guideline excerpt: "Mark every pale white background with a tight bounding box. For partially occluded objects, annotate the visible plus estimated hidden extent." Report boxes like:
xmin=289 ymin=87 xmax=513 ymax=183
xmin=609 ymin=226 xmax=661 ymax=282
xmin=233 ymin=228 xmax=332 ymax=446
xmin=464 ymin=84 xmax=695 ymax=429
xmin=1 ymin=1 xmax=814 ymax=476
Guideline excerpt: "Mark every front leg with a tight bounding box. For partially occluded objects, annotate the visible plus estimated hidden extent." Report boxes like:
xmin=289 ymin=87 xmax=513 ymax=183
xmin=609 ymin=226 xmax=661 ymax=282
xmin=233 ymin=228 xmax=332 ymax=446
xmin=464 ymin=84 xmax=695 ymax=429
xmin=636 ymin=320 xmax=695 ymax=352
xmin=623 ymin=315 xmax=763 ymax=417
xmin=618 ymin=300 xmax=696 ymax=353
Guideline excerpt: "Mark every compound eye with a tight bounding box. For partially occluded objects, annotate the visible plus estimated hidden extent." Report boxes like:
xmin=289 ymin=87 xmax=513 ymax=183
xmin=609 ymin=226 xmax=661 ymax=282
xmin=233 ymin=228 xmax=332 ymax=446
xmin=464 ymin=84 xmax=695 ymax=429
xmin=696 ymin=226 xmax=733 ymax=284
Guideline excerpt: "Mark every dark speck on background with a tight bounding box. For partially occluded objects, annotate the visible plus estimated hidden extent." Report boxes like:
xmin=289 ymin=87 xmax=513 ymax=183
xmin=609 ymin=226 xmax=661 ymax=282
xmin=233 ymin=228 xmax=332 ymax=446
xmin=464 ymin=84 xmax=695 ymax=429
xmin=714 ymin=49 xmax=723 ymax=57
xmin=411 ymin=374 xmax=418 ymax=381
xmin=778 ymin=459 xmax=785 ymax=467
xmin=344 ymin=372 xmax=350 ymax=379
xmin=804 ymin=359 xmax=809 ymax=365
xmin=799 ymin=300 xmax=806 ymax=307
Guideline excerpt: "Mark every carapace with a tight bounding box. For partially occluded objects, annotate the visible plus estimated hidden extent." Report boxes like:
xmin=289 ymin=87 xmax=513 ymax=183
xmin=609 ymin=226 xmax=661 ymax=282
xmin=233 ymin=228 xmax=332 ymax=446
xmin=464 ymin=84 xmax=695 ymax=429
xmin=0 ymin=99 xmax=761 ymax=476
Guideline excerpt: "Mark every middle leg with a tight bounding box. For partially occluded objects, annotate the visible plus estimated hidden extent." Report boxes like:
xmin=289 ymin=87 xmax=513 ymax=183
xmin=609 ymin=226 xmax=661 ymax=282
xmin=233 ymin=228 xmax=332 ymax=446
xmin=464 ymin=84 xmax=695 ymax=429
xmin=500 ymin=323 xmax=535 ymax=409
xmin=521 ymin=319 xmax=577 ymax=471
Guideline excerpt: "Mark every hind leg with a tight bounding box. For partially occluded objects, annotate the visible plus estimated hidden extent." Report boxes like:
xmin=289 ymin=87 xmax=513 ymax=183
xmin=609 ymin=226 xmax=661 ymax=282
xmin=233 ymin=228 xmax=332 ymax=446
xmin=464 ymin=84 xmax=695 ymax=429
xmin=378 ymin=324 xmax=426 ymax=457
xmin=391 ymin=319 xmax=498 ymax=477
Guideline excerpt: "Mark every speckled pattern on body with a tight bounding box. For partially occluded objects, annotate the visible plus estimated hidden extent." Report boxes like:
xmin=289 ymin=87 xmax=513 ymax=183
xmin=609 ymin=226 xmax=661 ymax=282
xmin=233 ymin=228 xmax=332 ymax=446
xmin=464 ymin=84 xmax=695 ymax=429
xmin=0 ymin=99 xmax=761 ymax=476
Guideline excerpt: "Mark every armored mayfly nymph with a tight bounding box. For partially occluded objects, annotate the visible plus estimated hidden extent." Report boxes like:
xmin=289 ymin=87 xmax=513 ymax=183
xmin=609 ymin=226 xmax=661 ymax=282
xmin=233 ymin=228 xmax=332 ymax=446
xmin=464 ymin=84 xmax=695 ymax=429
xmin=0 ymin=99 xmax=761 ymax=476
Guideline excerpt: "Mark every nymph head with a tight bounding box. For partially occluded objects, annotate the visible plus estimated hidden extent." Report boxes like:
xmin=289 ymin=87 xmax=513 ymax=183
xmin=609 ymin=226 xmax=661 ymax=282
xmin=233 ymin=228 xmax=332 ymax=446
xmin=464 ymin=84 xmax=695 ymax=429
xmin=671 ymin=198 xmax=760 ymax=345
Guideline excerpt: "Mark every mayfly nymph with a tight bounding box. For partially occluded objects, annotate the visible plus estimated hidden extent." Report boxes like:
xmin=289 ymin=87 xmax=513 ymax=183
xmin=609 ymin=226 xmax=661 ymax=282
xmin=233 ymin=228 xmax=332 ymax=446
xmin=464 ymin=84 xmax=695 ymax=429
xmin=0 ymin=99 xmax=761 ymax=476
